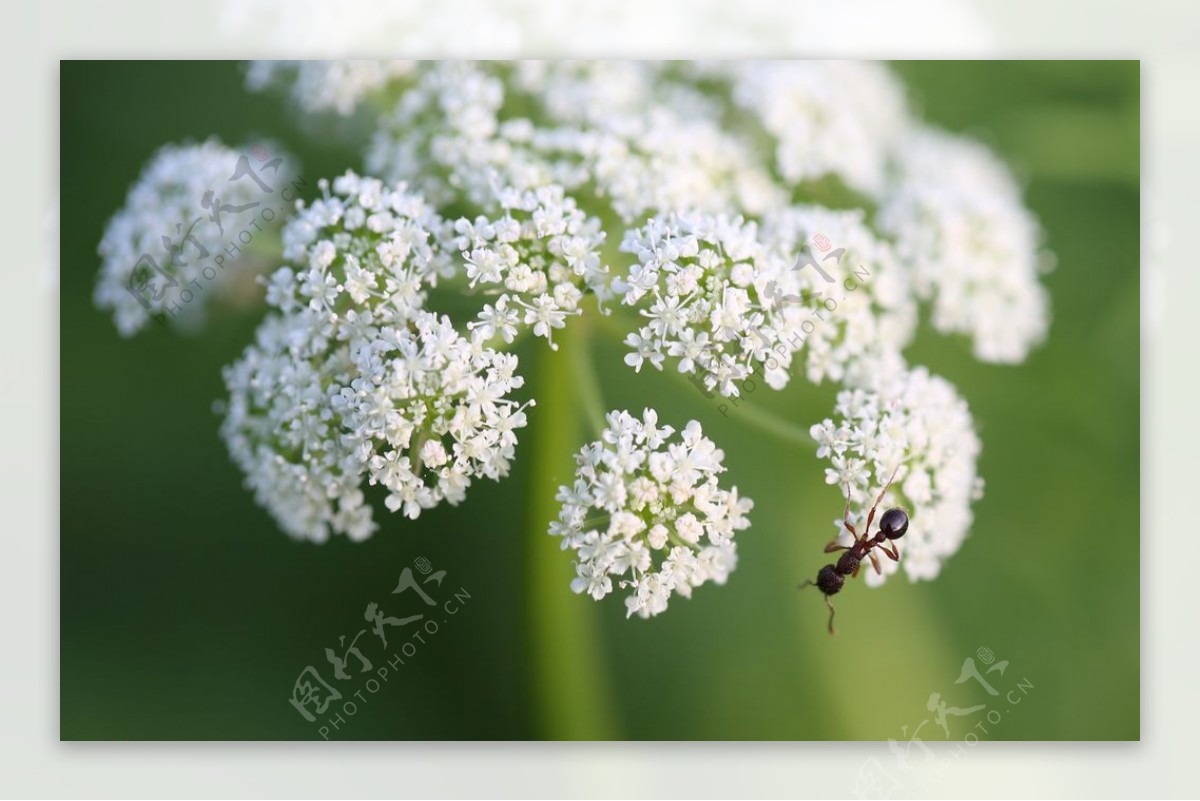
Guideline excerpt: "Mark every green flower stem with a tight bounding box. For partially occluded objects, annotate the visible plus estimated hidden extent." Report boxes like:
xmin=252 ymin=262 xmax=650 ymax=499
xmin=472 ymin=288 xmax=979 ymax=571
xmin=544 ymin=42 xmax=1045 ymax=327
xmin=524 ymin=321 xmax=619 ymax=739
xmin=703 ymin=388 xmax=816 ymax=449
xmin=570 ymin=315 xmax=608 ymax=439
xmin=594 ymin=309 xmax=816 ymax=449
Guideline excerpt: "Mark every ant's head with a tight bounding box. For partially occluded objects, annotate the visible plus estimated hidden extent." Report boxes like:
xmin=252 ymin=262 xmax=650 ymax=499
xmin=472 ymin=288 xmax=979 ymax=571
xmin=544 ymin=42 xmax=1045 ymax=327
xmin=878 ymin=508 xmax=909 ymax=540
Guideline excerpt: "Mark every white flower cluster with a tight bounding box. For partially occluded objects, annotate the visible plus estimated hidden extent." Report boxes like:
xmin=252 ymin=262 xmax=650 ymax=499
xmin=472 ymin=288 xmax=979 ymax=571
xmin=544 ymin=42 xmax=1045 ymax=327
xmin=94 ymin=139 xmax=287 ymax=336
xmin=551 ymin=410 xmax=753 ymax=618
xmin=616 ymin=212 xmax=779 ymax=397
xmin=810 ymin=366 xmax=983 ymax=586
xmin=615 ymin=207 xmax=913 ymax=397
xmin=511 ymin=61 xmax=785 ymax=221
xmin=366 ymin=61 xmax=783 ymax=222
xmin=220 ymin=314 xmax=375 ymax=543
xmin=365 ymin=62 xmax=511 ymax=209
xmin=876 ymin=127 xmax=1051 ymax=363
xmin=222 ymin=307 xmax=531 ymax=542
xmin=257 ymin=61 xmax=1050 ymax=380
xmin=220 ymin=172 xmax=531 ymax=540
xmin=730 ymin=61 xmax=910 ymax=196
xmin=268 ymin=171 xmax=454 ymax=336
xmin=246 ymin=60 xmax=416 ymax=115
xmin=759 ymin=205 xmax=916 ymax=387
xmin=451 ymin=184 xmax=613 ymax=349
xmin=225 ymin=1 xmax=523 ymax=58
xmin=336 ymin=311 xmax=531 ymax=520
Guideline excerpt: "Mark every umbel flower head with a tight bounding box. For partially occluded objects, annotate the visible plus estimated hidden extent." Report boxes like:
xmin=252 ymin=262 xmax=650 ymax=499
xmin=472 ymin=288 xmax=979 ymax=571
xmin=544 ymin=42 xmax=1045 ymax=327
xmin=91 ymin=61 xmax=1057 ymax=622
xmin=365 ymin=61 xmax=783 ymax=223
xmin=551 ymin=409 xmax=753 ymax=618
xmin=220 ymin=170 xmax=532 ymax=541
xmin=219 ymin=313 xmax=374 ymax=542
xmin=728 ymin=60 xmax=910 ymax=196
xmin=875 ymin=127 xmax=1051 ymax=363
xmin=450 ymin=183 xmax=613 ymax=350
xmin=221 ymin=309 xmax=532 ymax=541
xmin=615 ymin=206 xmax=914 ymax=396
xmin=94 ymin=138 xmax=293 ymax=336
xmin=267 ymin=170 xmax=455 ymax=335
xmin=810 ymin=366 xmax=983 ymax=586
xmin=246 ymin=60 xmax=416 ymax=116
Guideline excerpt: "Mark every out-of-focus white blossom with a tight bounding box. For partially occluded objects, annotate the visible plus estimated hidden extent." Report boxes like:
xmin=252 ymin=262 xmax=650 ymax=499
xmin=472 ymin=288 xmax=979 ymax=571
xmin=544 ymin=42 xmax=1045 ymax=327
xmin=94 ymin=139 xmax=292 ymax=336
xmin=246 ymin=60 xmax=416 ymax=115
xmin=223 ymin=0 xmax=524 ymax=56
xmin=729 ymin=61 xmax=910 ymax=196
xmin=876 ymin=126 xmax=1051 ymax=363
xmin=511 ymin=61 xmax=785 ymax=221
xmin=365 ymin=62 xmax=511 ymax=209
xmin=810 ymin=366 xmax=983 ymax=586
xmin=759 ymin=205 xmax=916 ymax=387
xmin=220 ymin=0 xmax=992 ymax=60
xmin=550 ymin=409 xmax=752 ymax=618
xmin=366 ymin=61 xmax=784 ymax=221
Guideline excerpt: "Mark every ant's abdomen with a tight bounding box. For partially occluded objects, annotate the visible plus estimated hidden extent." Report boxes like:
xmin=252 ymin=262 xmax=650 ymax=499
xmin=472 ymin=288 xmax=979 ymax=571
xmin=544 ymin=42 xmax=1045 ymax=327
xmin=816 ymin=564 xmax=845 ymax=595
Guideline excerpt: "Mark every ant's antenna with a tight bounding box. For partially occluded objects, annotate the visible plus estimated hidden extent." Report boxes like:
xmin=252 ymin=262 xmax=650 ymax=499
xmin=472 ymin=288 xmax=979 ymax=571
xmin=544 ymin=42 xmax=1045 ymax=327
xmin=842 ymin=482 xmax=858 ymax=540
xmin=864 ymin=464 xmax=902 ymax=537
xmin=877 ymin=464 xmax=901 ymax=503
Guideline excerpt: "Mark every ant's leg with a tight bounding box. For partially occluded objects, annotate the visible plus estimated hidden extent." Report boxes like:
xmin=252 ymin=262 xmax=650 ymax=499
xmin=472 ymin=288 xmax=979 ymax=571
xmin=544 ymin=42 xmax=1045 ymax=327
xmin=879 ymin=541 xmax=900 ymax=561
xmin=824 ymin=541 xmax=850 ymax=553
xmin=798 ymin=579 xmax=814 ymax=591
xmin=869 ymin=551 xmax=883 ymax=575
xmin=852 ymin=561 xmax=861 ymax=578
xmin=825 ymin=595 xmax=837 ymax=635
xmin=864 ymin=465 xmax=902 ymax=539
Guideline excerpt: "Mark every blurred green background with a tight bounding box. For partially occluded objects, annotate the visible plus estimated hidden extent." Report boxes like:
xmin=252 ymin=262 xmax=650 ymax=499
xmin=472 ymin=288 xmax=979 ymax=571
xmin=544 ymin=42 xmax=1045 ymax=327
xmin=60 ymin=61 xmax=1139 ymax=740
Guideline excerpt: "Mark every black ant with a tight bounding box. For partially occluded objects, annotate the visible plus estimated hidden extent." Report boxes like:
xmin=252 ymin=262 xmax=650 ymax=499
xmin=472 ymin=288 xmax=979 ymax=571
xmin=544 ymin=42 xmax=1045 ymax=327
xmin=799 ymin=467 xmax=909 ymax=635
